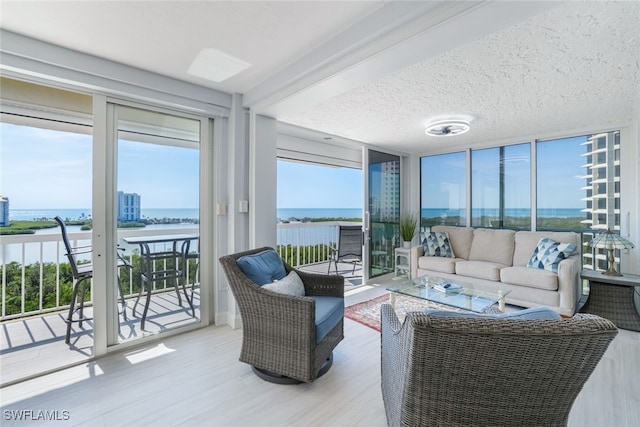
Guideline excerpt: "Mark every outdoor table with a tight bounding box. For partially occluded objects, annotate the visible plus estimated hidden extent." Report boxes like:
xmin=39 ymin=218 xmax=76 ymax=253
xmin=122 ymin=234 xmax=198 ymax=329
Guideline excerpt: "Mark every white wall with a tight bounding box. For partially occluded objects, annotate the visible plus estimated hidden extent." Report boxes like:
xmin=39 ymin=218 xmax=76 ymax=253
xmin=250 ymin=114 xmax=278 ymax=248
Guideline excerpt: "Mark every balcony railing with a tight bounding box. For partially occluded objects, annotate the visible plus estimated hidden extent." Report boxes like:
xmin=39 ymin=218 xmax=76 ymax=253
xmin=277 ymin=221 xmax=363 ymax=267
xmin=0 ymin=227 xmax=198 ymax=322
xmin=1 ymin=221 xmax=360 ymax=322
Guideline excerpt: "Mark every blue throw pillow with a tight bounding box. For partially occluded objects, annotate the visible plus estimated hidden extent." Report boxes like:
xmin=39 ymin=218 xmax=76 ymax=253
xmin=236 ymin=249 xmax=287 ymax=285
xmin=424 ymin=306 xmax=561 ymax=320
xmin=527 ymin=238 xmax=577 ymax=273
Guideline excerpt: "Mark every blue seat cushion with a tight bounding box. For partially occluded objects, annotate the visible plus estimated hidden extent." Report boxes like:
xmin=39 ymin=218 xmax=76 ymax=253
xmin=310 ymin=296 xmax=344 ymax=343
xmin=424 ymin=306 xmax=562 ymax=320
xmin=236 ymin=249 xmax=287 ymax=285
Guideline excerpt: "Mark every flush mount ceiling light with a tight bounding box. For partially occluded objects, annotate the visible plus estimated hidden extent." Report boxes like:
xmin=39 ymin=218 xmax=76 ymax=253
xmin=425 ymin=120 xmax=470 ymax=137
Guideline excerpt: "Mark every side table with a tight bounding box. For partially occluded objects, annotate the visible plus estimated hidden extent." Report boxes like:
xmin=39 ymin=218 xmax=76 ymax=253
xmin=394 ymin=247 xmax=411 ymax=279
xmin=580 ymin=269 xmax=640 ymax=331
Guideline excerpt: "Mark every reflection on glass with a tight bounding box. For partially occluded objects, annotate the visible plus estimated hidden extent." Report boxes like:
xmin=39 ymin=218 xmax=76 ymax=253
xmin=471 ymin=143 xmax=530 ymax=229
xmin=471 ymin=148 xmax=499 ymax=227
xmin=420 ymin=152 xmax=467 ymax=227
xmin=368 ymin=150 xmax=400 ymax=278
xmin=503 ymin=144 xmax=531 ymax=229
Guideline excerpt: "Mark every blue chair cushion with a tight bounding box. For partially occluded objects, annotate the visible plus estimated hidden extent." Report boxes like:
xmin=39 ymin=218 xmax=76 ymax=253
xmin=424 ymin=306 xmax=562 ymax=320
xmin=236 ymin=249 xmax=287 ymax=285
xmin=310 ymin=296 xmax=344 ymax=343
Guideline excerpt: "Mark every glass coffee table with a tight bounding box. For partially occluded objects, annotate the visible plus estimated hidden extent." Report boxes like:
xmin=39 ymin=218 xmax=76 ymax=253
xmin=387 ymin=275 xmax=510 ymax=313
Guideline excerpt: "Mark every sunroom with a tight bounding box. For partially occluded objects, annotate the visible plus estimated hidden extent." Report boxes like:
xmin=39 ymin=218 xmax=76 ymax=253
xmin=1 ymin=1 xmax=639 ymax=425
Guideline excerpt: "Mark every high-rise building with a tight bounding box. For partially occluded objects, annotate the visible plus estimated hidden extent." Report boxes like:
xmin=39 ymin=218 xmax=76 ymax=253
xmin=117 ymin=191 xmax=141 ymax=221
xmin=380 ymin=161 xmax=400 ymax=222
xmin=0 ymin=195 xmax=9 ymax=226
xmin=581 ymin=131 xmax=621 ymax=270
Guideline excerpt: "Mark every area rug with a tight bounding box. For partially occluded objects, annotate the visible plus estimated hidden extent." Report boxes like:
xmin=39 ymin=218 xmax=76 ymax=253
xmin=345 ymin=294 xmax=463 ymax=332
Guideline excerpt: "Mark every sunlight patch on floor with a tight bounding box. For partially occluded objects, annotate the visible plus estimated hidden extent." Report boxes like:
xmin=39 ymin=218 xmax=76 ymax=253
xmin=124 ymin=343 xmax=175 ymax=365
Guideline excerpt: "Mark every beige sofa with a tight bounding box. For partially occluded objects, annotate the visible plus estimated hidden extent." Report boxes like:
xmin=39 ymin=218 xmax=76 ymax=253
xmin=410 ymin=226 xmax=582 ymax=316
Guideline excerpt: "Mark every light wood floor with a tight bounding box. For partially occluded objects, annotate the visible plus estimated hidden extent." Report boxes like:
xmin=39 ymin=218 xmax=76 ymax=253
xmin=1 ymin=283 xmax=639 ymax=427
xmin=1 ymin=290 xmax=200 ymax=387
xmin=0 ymin=261 xmax=361 ymax=388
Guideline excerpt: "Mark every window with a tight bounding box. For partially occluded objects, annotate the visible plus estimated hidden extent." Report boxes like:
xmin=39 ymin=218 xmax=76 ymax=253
xmin=275 ymin=159 xmax=362 ymax=268
xmin=536 ymin=136 xmax=587 ymax=230
xmin=420 ymin=152 xmax=466 ymax=227
xmin=471 ymin=143 xmax=530 ymax=229
xmin=471 ymin=148 xmax=499 ymax=227
xmin=419 ymin=130 xmax=622 ymax=273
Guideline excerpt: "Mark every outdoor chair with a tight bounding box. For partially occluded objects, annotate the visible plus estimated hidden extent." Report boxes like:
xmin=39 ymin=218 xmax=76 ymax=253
xmin=380 ymin=304 xmax=618 ymax=427
xmin=180 ymin=238 xmax=200 ymax=307
xmin=219 ymin=247 xmax=344 ymax=384
xmin=328 ymin=225 xmax=363 ymax=275
xmin=55 ymin=216 xmax=130 ymax=344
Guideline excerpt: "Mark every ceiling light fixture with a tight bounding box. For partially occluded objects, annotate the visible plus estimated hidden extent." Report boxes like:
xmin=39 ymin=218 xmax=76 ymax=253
xmin=425 ymin=120 xmax=470 ymax=137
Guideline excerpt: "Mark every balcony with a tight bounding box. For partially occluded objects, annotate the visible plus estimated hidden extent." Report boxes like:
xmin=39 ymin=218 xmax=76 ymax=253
xmin=0 ymin=221 xmax=363 ymax=386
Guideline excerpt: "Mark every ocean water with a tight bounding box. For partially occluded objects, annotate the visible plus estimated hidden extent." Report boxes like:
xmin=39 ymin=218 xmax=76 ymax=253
xmin=10 ymin=207 xmax=583 ymax=222
xmin=277 ymin=208 xmax=361 ymax=220
xmin=10 ymin=208 xmax=199 ymax=221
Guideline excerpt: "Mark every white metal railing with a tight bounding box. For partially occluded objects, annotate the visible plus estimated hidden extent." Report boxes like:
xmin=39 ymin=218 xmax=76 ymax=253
xmin=1 ymin=222 xmax=359 ymax=322
xmin=0 ymin=227 xmax=198 ymax=322
xmin=276 ymin=221 xmax=362 ymax=267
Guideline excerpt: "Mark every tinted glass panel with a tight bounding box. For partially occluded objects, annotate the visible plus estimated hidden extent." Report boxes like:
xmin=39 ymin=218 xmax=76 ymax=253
xmin=421 ymin=152 xmax=466 ymax=227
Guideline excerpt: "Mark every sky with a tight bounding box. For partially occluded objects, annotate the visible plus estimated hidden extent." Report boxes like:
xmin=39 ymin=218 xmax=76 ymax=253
xmin=277 ymin=160 xmax=362 ymax=208
xmin=1 ymin=122 xmax=362 ymax=210
xmin=421 ymin=136 xmax=588 ymax=209
xmin=2 ymin=120 xmax=587 ymax=212
xmin=0 ymin=122 xmax=199 ymax=209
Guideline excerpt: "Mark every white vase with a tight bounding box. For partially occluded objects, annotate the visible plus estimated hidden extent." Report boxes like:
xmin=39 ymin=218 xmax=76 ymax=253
xmin=403 ymin=241 xmax=411 ymax=249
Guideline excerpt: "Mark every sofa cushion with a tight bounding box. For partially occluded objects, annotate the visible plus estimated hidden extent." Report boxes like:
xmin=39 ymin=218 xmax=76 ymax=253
xmin=422 ymin=232 xmax=455 ymax=257
xmin=527 ymin=238 xmax=577 ymax=273
xmin=310 ymin=296 xmax=344 ymax=343
xmin=236 ymin=249 xmax=287 ymax=285
xmin=262 ymin=270 xmax=305 ymax=296
xmin=468 ymin=228 xmax=515 ymax=265
xmin=418 ymin=256 xmax=462 ymax=274
xmin=513 ymin=231 xmax=580 ymax=266
xmin=432 ymin=226 xmax=474 ymax=260
xmin=424 ymin=306 xmax=562 ymax=320
xmin=500 ymin=266 xmax=559 ymax=291
xmin=455 ymin=260 xmax=506 ymax=281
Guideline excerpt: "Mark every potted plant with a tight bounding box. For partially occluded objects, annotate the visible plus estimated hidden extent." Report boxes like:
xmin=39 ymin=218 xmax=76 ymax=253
xmin=399 ymin=212 xmax=418 ymax=248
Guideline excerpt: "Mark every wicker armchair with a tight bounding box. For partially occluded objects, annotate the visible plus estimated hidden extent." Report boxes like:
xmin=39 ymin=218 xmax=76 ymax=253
xmin=219 ymin=247 xmax=344 ymax=384
xmin=381 ymin=304 xmax=618 ymax=427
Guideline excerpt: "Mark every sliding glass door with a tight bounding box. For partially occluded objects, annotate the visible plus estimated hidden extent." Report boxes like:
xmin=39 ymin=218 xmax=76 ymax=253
xmin=364 ymin=149 xmax=400 ymax=279
xmin=106 ymin=103 xmax=202 ymax=346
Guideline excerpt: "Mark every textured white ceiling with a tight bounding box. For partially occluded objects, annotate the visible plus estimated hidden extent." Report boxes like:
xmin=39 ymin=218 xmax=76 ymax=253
xmin=278 ymin=1 xmax=640 ymax=153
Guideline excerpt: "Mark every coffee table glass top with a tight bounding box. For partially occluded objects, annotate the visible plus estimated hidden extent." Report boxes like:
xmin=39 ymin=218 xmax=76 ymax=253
xmin=387 ymin=275 xmax=510 ymax=313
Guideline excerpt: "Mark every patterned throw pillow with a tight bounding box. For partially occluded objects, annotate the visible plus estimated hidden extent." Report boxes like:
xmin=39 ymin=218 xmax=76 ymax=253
xmin=422 ymin=232 xmax=455 ymax=258
xmin=527 ymin=238 xmax=577 ymax=273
